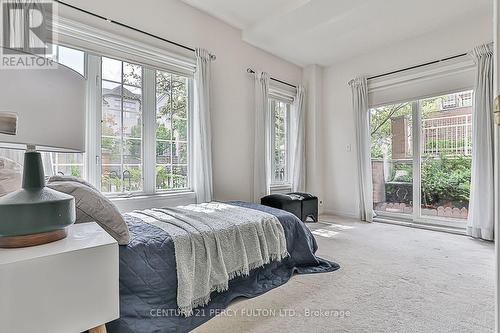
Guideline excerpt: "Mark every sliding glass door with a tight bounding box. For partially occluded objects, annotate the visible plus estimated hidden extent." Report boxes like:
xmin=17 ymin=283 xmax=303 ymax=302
xmin=370 ymin=102 xmax=414 ymax=216
xmin=370 ymin=90 xmax=473 ymax=228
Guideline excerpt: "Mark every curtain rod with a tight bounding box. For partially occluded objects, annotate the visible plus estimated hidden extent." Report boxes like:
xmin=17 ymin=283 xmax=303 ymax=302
xmin=54 ymin=0 xmax=216 ymax=60
xmin=367 ymin=53 xmax=468 ymax=80
xmin=246 ymin=68 xmax=297 ymax=89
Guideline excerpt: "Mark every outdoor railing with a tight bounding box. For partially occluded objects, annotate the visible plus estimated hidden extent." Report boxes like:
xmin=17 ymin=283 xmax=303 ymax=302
xmin=422 ymin=114 xmax=472 ymax=156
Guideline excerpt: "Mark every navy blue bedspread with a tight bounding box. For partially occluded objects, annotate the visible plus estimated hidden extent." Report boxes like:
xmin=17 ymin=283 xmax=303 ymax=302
xmin=107 ymin=202 xmax=339 ymax=333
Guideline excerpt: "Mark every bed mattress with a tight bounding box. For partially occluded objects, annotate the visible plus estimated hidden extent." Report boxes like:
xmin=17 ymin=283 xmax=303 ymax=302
xmin=107 ymin=201 xmax=339 ymax=333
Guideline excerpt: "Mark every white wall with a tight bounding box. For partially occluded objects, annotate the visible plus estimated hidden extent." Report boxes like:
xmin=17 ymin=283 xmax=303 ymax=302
xmin=61 ymin=0 xmax=302 ymax=203
xmin=303 ymin=65 xmax=324 ymax=211
xmin=321 ymin=16 xmax=492 ymax=218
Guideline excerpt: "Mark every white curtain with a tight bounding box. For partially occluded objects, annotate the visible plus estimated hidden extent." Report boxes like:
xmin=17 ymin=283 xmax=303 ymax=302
xmin=192 ymin=48 xmax=213 ymax=203
xmin=253 ymin=72 xmax=271 ymax=202
xmin=291 ymin=85 xmax=306 ymax=192
xmin=349 ymin=76 xmax=374 ymax=222
xmin=467 ymin=43 xmax=494 ymax=241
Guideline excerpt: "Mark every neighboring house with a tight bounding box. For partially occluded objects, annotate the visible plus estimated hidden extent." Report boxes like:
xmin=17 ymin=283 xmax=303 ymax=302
xmin=102 ymin=85 xmax=142 ymax=137
xmin=391 ymin=91 xmax=473 ymax=159
xmin=100 ymin=85 xmax=187 ymax=191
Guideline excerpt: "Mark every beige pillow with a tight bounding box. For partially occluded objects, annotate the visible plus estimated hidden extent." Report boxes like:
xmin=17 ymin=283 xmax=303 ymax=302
xmin=48 ymin=175 xmax=99 ymax=191
xmin=0 ymin=157 xmax=22 ymax=197
xmin=47 ymin=176 xmax=130 ymax=245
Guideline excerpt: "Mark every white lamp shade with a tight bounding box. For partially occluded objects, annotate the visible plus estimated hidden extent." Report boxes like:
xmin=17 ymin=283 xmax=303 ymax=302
xmin=0 ymin=57 xmax=86 ymax=152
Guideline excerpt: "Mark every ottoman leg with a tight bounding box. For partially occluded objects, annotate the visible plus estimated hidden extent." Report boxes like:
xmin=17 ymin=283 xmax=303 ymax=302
xmin=301 ymin=198 xmax=318 ymax=222
xmin=311 ymin=212 xmax=318 ymax=222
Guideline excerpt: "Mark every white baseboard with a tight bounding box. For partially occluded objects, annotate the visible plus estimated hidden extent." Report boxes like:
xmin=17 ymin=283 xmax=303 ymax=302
xmin=321 ymin=209 xmax=360 ymax=220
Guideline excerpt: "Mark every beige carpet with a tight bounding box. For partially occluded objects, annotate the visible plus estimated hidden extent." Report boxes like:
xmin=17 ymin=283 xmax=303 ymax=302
xmin=194 ymin=216 xmax=494 ymax=333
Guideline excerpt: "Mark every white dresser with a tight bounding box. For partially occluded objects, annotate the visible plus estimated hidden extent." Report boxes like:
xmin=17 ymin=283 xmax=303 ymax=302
xmin=0 ymin=222 xmax=119 ymax=333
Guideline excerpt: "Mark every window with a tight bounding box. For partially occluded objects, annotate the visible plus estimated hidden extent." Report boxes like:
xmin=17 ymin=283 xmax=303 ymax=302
xmin=155 ymin=70 xmax=190 ymax=191
xmin=51 ymin=153 xmax=85 ymax=178
xmin=440 ymin=91 xmax=473 ymax=110
xmin=269 ymin=99 xmax=290 ymax=185
xmin=46 ymin=44 xmax=86 ymax=76
xmin=370 ymin=90 xmax=473 ymax=226
xmin=459 ymin=91 xmax=473 ymax=107
xmin=99 ymin=58 xmax=193 ymax=195
xmin=441 ymin=94 xmax=458 ymax=109
xmin=0 ymin=34 xmax=194 ymax=198
xmin=101 ymin=57 xmax=144 ymax=193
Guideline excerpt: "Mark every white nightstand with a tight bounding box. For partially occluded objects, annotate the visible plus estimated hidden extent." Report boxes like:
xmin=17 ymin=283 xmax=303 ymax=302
xmin=0 ymin=222 xmax=119 ymax=333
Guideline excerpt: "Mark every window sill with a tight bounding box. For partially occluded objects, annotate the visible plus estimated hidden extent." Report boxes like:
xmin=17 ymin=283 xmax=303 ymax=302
xmin=111 ymin=191 xmax=196 ymax=213
xmin=107 ymin=190 xmax=193 ymax=200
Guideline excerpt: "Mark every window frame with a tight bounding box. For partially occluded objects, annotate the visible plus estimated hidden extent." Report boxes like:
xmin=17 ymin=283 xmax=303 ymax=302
xmin=269 ymin=97 xmax=292 ymax=187
xmin=85 ymin=53 xmax=195 ymax=198
xmin=369 ymin=89 xmax=474 ymax=229
xmin=3 ymin=16 xmax=199 ymax=207
xmin=153 ymin=70 xmax=194 ymax=194
xmin=100 ymin=56 xmax=145 ymax=195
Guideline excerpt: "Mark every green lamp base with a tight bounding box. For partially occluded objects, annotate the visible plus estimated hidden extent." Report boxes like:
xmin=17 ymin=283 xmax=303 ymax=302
xmin=0 ymin=151 xmax=75 ymax=248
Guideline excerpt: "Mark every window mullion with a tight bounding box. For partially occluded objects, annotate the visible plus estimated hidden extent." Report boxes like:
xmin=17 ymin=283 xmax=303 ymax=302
xmin=120 ymin=62 xmax=125 ymax=193
xmin=143 ymin=68 xmax=156 ymax=194
xmin=268 ymin=99 xmax=292 ymax=187
xmin=187 ymin=78 xmax=194 ymax=191
xmin=86 ymin=54 xmax=101 ymax=188
xmin=412 ymin=100 xmax=421 ymax=221
xmin=286 ymin=103 xmax=291 ymax=184
xmin=169 ymin=74 xmax=174 ymax=190
xmin=270 ymin=100 xmax=276 ymax=184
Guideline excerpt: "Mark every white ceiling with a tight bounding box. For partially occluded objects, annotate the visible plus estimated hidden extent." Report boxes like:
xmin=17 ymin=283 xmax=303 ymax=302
xmin=182 ymin=0 xmax=492 ymax=66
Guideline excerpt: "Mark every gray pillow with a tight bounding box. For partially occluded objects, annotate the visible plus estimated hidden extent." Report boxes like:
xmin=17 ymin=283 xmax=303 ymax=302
xmin=48 ymin=175 xmax=99 ymax=191
xmin=47 ymin=176 xmax=130 ymax=245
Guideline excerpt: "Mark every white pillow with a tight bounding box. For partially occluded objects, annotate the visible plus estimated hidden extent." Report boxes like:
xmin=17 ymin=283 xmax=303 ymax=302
xmin=0 ymin=157 xmax=22 ymax=197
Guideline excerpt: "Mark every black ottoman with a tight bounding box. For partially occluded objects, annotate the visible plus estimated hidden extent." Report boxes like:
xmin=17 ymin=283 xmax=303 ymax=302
xmin=261 ymin=194 xmax=302 ymax=221
xmin=261 ymin=192 xmax=318 ymax=222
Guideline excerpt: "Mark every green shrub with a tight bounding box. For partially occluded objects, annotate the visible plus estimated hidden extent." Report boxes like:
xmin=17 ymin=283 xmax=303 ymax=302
xmin=390 ymin=162 xmax=413 ymax=182
xmin=387 ymin=155 xmax=471 ymax=208
xmin=421 ymin=155 xmax=471 ymax=208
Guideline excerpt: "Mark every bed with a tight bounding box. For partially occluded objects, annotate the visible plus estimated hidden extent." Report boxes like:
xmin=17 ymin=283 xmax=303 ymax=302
xmin=106 ymin=201 xmax=339 ymax=333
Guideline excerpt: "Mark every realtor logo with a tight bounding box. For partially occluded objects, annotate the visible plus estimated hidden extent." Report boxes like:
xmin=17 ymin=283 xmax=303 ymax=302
xmin=0 ymin=0 xmax=57 ymax=68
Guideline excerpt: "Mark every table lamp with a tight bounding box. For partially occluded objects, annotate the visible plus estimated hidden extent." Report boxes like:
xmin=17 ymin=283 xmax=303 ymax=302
xmin=0 ymin=50 xmax=86 ymax=248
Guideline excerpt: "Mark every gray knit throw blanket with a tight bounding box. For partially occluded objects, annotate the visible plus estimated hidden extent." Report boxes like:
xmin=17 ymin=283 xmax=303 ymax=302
xmin=127 ymin=202 xmax=289 ymax=316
